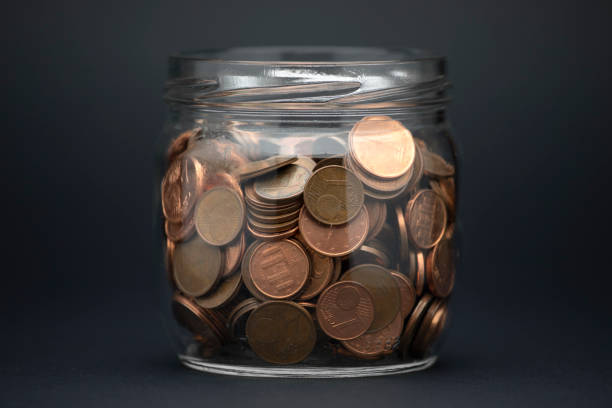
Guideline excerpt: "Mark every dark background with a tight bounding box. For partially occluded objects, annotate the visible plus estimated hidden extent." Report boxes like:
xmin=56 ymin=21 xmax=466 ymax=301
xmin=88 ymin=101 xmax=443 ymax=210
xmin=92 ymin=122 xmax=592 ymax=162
xmin=2 ymin=0 xmax=611 ymax=406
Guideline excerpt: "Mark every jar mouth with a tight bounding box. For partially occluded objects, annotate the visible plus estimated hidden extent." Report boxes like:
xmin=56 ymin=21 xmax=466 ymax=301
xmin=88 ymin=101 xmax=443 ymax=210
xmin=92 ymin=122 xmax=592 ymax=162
xmin=171 ymin=46 xmax=442 ymax=66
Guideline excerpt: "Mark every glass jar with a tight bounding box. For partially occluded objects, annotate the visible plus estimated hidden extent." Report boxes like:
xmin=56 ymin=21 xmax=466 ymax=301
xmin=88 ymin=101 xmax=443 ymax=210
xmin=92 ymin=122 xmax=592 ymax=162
xmin=156 ymin=47 xmax=457 ymax=378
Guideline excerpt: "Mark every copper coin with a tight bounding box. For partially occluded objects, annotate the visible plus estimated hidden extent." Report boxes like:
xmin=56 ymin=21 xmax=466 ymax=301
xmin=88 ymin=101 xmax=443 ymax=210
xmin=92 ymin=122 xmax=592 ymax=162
xmin=246 ymin=201 xmax=303 ymax=216
xmin=253 ymin=163 xmax=311 ymax=203
xmin=298 ymin=206 xmax=369 ymax=257
xmin=194 ymin=186 xmax=245 ymax=246
xmin=171 ymin=293 xmax=222 ymax=349
xmin=316 ymin=281 xmax=375 ymax=340
xmin=246 ymin=301 xmax=316 ymax=364
xmin=348 ymin=116 xmax=415 ymax=179
xmin=165 ymin=217 xmax=195 ymax=243
xmin=222 ymin=233 xmax=245 ymax=277
xmin=408 ymin=249 xmax=427 ymax=296
xmin=240 ymin=241 xmax=269 ymax=301
xmin=195 ymin=270 xmax=242 ymax=309
xmin=295 ymin=239 xmax=335 ymax=300
xmin=236 ymin=156 xmax=298 ymax=182
xmin=165 ymin=239 xmax=176 ymax=288
xmin=200 ymin=307 xmax=230 ymax=342
xmin=340 ymin=264 xmax=401 ymax=332
xmin=365 ymin=198 xmax=387 ymax=240
xmin=227 ymin=297 xmax=259 ymax=325
xmin=330 ymin=257 xmax=342 ymax=284
xmin=312 ymin=156 xmax=344 ymax=172
xmin=161 ymin=154 xmax=206 ymax=223
xmin=362 ymin=182 xmax=409 ymax=201
xmin=403 ymin=141 xmax=424 ymax=192
xmin=399 ymin=293 xmax=434 ymax=358
xmin=422 ymin=148 xmax=455 ymax=178
xmin=246 ymin=223 xmax=299 ymax=241
xmin=229 ymin=300 xmax=260 ymax=341
xmin=390 ymin=271 xmax=416 ymax=319
xmin=347 ymin=244 xmax=391 ymax=268
xmin=411 ymin=299 xmax=449 ymax=357
xmin=346 ymin=152 xmax=413 ymax=193
xmin=204 ymin=171 xmax=242 ymax=194
xmin=394 ymin=204 xmax=410 ymax=271
xmin=247 ymin=217 xmax=299 ymax=234
xmin=430 ymin=177 xmax=456 ymax=217
xmin=245 ymin=183 xmax=303 ymax=210
xmin=172 ymin=236 xmax=223 ymax=297
xmin=167 ymin=127 xmax=201 ymax=163
xmin=247 ymin=207 xmax=301 ymax=224
xmin=304 ymin=165 xmax=364 ymax=225
xmin=249 ymin=239 xmax=310 ymax=300
xmin=405 ymin=189 xmax=447 ymax=249
xmin=426 ymin=239 xmax=455 ymax=298
xmin=341 ymin=311 xmax=403 ymax=359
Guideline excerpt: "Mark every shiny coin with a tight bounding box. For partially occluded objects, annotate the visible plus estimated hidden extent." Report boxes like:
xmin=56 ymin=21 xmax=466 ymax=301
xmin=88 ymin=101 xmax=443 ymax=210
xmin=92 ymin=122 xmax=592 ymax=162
xmin=390 ymin=271 xmax=416 ymax=319
xmin=173 ymin=236 xmax=223 ymax=297
xmin=316 ymin=281 xmax=375 ymax=340
xmin=348 ymin=116 xmax=415 ymax=179
xmin=341 ymin=310 xmax=403 ymax=359
xmin=246 ymin=301 xmax=316 ymax=364
xmin=172 ymin=293 xmax=222 ymax=349
xmin=194 ymin=186 xmax=245 ymax=246
xmin=204 ymin=171 xmax=242 ymax=193
xmin=222 ymin=233 xmax=245 ymax=277
xmin=195 ymin=270 xmax=242 ymax=309
xmin=253 ymin=163 xmax=311 ymax=203
xmin=298 ymin=206 xmax=369 ymax=257
xmin=399 ymin=293 xmax=434 ymax=358
xmin=340 ymin=264 xmax=401 ymax=332
xmin=346 ymin=152 xmax=413 ymax=193
xmin=304 ymin=165 xmax=364 ymax=225
xmin=422 ymin=148 xmax=455 ymax=178
xmin=249 ymin=239 xmax=310 ymax=300
xmin=161 ymin=154 xmax=206 ymax=223
xmin=405 ymin=189 xmax=447 ymax=249
xmin=426 ymin=239 xmax=455 ymax=298
xmin=411 ymin=299 xmax=448 ymax=357
xmin=167 ymin=127 xmax=201 ymax=163
xmin=236 ymin=156 xmax=297 ymax=182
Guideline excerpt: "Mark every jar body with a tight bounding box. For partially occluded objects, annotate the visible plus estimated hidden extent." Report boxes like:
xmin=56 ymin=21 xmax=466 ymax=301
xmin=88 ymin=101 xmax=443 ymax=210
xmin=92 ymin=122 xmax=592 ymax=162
xmin=156 ymin=47 xmax=457 ymax=377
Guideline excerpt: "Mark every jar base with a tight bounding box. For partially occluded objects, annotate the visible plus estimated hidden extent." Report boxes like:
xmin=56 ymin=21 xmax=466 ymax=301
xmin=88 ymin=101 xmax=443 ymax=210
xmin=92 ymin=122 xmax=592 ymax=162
xmin=178 ymin=353 xmax=437 ymax=378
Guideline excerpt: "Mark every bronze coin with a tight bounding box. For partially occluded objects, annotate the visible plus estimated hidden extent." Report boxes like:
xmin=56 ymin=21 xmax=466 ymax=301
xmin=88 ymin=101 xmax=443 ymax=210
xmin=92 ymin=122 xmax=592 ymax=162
xmin=430 ymin=177 xmax=456 ymax=218
xmin=167 ymin=127 xmax=201 ymax=163
xmin=249 ymin=240 xmax=310 ymax=300
xmin=346 ymin=152 xmax=413 ymax=193
xmin=295 ymin=239 xmax=335 ymax=300
xmin=246 ymin=223 xmax=299 ymax=241
xmin=200 ymin=307 xmax=230 ymax=342
xmin=340 ymin=311 xmax=403 ymax=359
xmin=304 ymin=165 xmax=364 ymax=225
xmin=408 ymin=249 xmax=427 ymax=296
xmin=165 ymin=217 xmax=195 ymax=243
xmin=399 ymin=293 xmax=434 ymax=358
xmin=403 ymin=141 xmax=424 ymax=192
xmin=312 ymin=156 xmax=344 ymax=172
xmin=426 ymin=239 xmax=455 ymax=298
xmin=422 ymin=148 xmax=455 ymax=178
xmin=390 ymin=271 xmax=416 ymax=319
xmin=204 ymin=171 xmax=242 ymax=194
xmin=365 ymin=198 xmax=387 ymax=240
xmin=340 ymin=264 xmax=401 ymax=332
xmin=171 ymin=293 xmax=222 ymax=349
xmin=405 ymin=189 xmax=447 ymax=249
xmin=227 ymin=297 xmax=259 ymax=325
xmin=195 ymin=270 xmax=242 ymax=309
xmin=245 ymin=183 xmax=303 ymax=210
xmin=347 ymin=244 xmax=391 ymax=268
xmin=348 ymin=116 xmax=416 ymax=179
xmin=247 ymin=207 xmax=301 ymax=224
xmin=229 ymin=299 xmax=260 ymax=341
xmin=194 ymin=186 xmax=245 ymax=246
xmin=240 ymin=241 xmax=269 ymax=301
xmin=394 ymin=204 xmax=410 ymax=271
xmin=165 ymin=239 xmax=176 ymax=288
xmin=330 ymin=257 xmax=342 ymax=284
xmin=298 ymin=206 xmax=369 ymax=257
xmin=246 ymin=201 xmax=303 ymax=216
xmin=161 ymin=154 xmax=206 ymax=223
xmin=172 ymin=236 xmax=223 ymax=297
xmin=246 ymin=301 xmax=317 ymax=364
xmin=247 ymin=217 xmax=299 ymax=234
xmin=253 ymin=163 xmax=311 ymax=203
xmin=222 ymin=233 xmax=245 ymax=277
xmin=316 ymin=281 xmax=375 ymax=340
xmin=411 ymin=299 xmax=448 ymax=357
xmin=236 ymin=156 xmax=298 ymax=182
xmin=362 ymin=182 xmax=409 ymax=201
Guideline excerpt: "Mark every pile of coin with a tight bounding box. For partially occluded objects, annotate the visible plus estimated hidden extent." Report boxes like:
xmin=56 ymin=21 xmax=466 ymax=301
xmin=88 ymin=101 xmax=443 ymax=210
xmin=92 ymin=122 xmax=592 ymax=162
xmin=161 ymin=115 xmax=456 ymax=365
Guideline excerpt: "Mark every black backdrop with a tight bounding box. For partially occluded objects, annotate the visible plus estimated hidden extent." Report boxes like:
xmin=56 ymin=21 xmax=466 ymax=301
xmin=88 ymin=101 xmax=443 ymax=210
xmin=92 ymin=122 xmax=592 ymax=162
xmin=2 ymin=0 xmax=611 ymax=406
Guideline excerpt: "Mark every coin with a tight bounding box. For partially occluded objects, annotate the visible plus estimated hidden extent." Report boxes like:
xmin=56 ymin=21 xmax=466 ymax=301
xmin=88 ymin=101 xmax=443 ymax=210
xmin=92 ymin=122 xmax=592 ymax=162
xmin=346 ymin=152 xmax=413 ymax=193
xmin=405 ymin=189 xmax=447 ymax=249
xmin=394 ymin=204 xmax=410 ymax=272
xmin=316 ymin=281 xmax=375 ymax=340
xmin=426 ymin=239 xmax=455 ymax=298
xmin=236 ymin=156 xmax=298 ymax=181
xmin=312 ymin=156 xmax=344 ymax=172
xmin=346 ymin=244 xmax=391 ymax=268
xmin=348 ymin=116 xmax=415 ymax=179
xmin=430 ymin=177 xmax=456 ymax=217
xmin=167 ymin=127 xmax=201 ymax=163
xmin=407 ymin=249 xmax=426 ymax=296
xmin=253 ymin=163 xmax=311 ymax=203
xmin=240 ymin=241 xmax=269 ymax=301
xmin=161 ymin=154 xmax=206 ymax=223
xmin=365 ymin=198 xmax=387 ymax=240
xmin=304 ymin=165 xmax=364 ymax=225
xmin=410 ymin=299 xmax=448 ymax=357
xmin=399 ymin=293 xmax=434 ymax=358
xmin=172 ymin=236 xmax=223 ymax=297
xmin=340 ymin=264 xmax=400 ymax=332
xmin=298 ymin=206 xmax=369 ymax=257
xmin=229 ymin=299 xmax=260 ymax=341
xmin=165 ymin=217 xmax=195 ymax=243
xmin=195 ymin=270 xmax=242 ymax=309
xmin=340 ymin=311 xmax=403 ymax=359
xmin=222 ymin=233 xmax=245 ymax=277
xmin=246 ymin=301 xmax=316 ymax=364
xmin=247 ymin=207 xmax=301 ymax=224
xmin=172 ymin=293 xmax=222 ymax=350
xmin=293 ymin=157 xmax=317 ymax=172
xmin=246 ymin=223 xmax=299 ymax=241
xmin=249 ymin=239 xmax=310 ymax=299
xmin=204 ymin=171 xmax=242 ymax=194
xmin=422 ymin=148 xmax=455 ymax=178
xmin=295 ymin=237 xmax=335 ymax=300
xmin=194 ymin=186 xmax=245 ymax=246
xmin=390 ymin=271 xmax=416 ymax=319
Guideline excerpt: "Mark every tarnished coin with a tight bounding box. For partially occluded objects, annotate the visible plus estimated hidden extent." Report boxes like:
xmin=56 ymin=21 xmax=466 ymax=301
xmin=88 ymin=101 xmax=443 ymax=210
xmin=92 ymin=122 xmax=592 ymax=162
xmin=390 ymin=271 xmax=416 ymax=319
xmin=348 ymin=116 xmax=416 ymax=179
xmin=167 ymin=127 xmax=201 ymax=163
xmin=340 ymin=264 xmax=401 ymax=332
xmin=172 ymin=293 xmax=222 ymax=350
xmin=229 ymin=299 xmax=260 ymax=341
xmin=394 ymin=204 xmax=410 ymax=272
xmin=410 ymin=250 xmax=427 ymax=296
xmin=194 ymin=186 xmax=245 ymax=246
xmin=253 ymin=163 xmax=311 ymax=203
xmin=365 ymin=198 xmax=387 ymax=240
xmin=173 ymin=236 xmax=223 ymax=297
xmin=316 ymin=281 xmax=375 ymax=340
xmin=422 ymin=148 xmax=455 ymax=178
xmin=222 ymin=233 xmax=245 ymax=277
xmin=399 ymin=293 xmax=434 ymax=358
xmin=165 ymin=217 xmax=195 ymax=243
xmin=236 ymin=156 xmax=298 ymax=181
xmin=426 ymin=239 xmax=455 ymax=298
xmin=405 ymin=189 xmax=447 ymax=249
xmin=411 ymin=299 xmax=448 ymax=357
xmin=341 ymin=311 xmax=403 ymax=359
xmin=346 ymin=244 xmax=391 ymax=268
xmin=246 ymin=301 xmax=316 ymax=364
xmin=162 ymin=154 xmax=206 ymax=223
xmin=295 ymin=237 xmax=335 ymax=300
xmin=304 ymin=165 xmax=364 ymax=225
xmin=240 ymin=241 xmax=269 ymax=301
xmin=195 ymin=270 xmax=242 ymax=309
xmin=249 ymin=240 xmax=310 ymax=300
xmin=298 ymin=206 xmax=369 ymax=257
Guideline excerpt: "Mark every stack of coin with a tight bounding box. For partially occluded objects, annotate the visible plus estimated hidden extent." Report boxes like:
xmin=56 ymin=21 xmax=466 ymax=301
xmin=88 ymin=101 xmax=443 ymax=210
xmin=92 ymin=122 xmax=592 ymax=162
xmin=161 ymin=115 xmax=457 ymax=365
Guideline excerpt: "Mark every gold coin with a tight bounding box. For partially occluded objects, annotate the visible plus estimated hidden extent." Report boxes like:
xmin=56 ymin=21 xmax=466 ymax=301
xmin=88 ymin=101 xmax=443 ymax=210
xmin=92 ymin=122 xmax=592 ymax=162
xmin=304 ymin=165 xmax=364 ymax=225
xmin=246 ymin=301 xmax=316 ymax=364
xmin=195 ymin=270 xmax=242 ymax=309
xmin=172 ymin=236 xmax=223 ymax=297
xmin=194 ymin=186 xmax=245 ymax=246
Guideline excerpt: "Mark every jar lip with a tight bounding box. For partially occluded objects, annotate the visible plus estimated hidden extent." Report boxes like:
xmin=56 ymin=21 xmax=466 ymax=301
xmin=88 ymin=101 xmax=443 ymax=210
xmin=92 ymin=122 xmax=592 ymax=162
xmin=170 ymin=46 xmax=443 ymax=66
